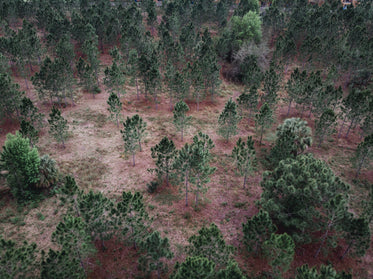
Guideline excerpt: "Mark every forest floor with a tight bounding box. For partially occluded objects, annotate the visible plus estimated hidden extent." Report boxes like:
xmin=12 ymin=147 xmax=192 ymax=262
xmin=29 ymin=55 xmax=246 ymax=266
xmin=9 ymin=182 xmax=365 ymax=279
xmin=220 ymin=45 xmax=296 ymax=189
xmin=0 ymin=53 xmax=372 ymax=278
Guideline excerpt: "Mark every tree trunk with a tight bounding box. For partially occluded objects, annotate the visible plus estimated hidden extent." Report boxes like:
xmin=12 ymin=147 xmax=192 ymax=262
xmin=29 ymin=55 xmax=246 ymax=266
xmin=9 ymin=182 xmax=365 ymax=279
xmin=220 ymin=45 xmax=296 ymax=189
xmin=181 ymin=128 xmax=184 ymax=142
xmin=135 ymin=78 xmax=140 ymax=100
xmin=138 ymin=140 xmax=142 ymax=152
xmin=185 ymin=170 xmax=189 ymax=207
xmin=355 ymin=148 xmax=369 ymax=178
xmin=243 ymin=173 xmax=247 ymax=189
xmin=338 ymin=116 xmax=346 ymax=138
xmin=345 ymin=118 xmax=355 ymax=139
xmin=259 ymin=125 xmax=264 ymax=145
xmin=314 ymin=226 xmax=331 ymax=258
xmin=132 ymin=152 xmax=135 ymax=166
xmin=287 ymin=100 xmax=292 ymax=117
xmin=340 ymin=241 xmax=353 ymax=260
xmin=116 ymin=117 xmax=119 ymax=128
xmin=318 ymin=133 xmax=324 ymax=148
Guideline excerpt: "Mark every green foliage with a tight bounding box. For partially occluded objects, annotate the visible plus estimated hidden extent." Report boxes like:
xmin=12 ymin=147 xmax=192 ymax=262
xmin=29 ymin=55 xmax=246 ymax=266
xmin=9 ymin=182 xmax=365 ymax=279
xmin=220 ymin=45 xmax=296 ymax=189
xmin=113 ymin=191 xmax=151 ymax=249
xmin=104 ymin=60 xmax=126 ymax=97
xmin=218 ymin=98 xmax=240 ymax=142
xmin=77 ymin=191 xmax=116 ymax=250
xmin=255 ymin=103 xmax=274 ymax=145
xmin=37 ymin=154 xmax=58 ymax=189
xmin=1 ymin=132 xmax=40 ymax=201
xmin=264 ymin=233 xmax=295 ymax=277
xmin=232 ymin=136 xmax=256 ymax=188
xmin=230 ymin=11 xmax=262 ymax=46
xmin=172 ymin=256 xmax=215 ymax=279
xmin=0 ymin=73 xmax=23 ymax=121
xmin=0 ymin=237 xmax=38 ymax=279
xmin=48 ymin=107 xmax=68 ymax=148
xmin=187 ymin=223 xmax=234 ymax=267
xmin=216 ymin=260 xmax=247 ymax=279
xmin=268 ymin=118 xmax=312 ymax=168
xmin=150 ymin=137 xmax=177 ymax=185
xmin=173 ymin=101 xmax=192 ymax=141
xmin=353 ymin=134 xmax=373 ymax=178
xmin=50 ymin=215 xmax=96 ymax=278
xmin=295 ymin=264 xmax=352 ymax=279
xmin=262 ymin=63 xmax=281 ymax=108
xmin=76 ymin=57 xmax=97 ymax=95
xmin=237 ymin=86 xmax=258 ymax=123
xmin=340 ymin=216 xmax=371 ymax=259
xmin=234 ymin=0 xmax=260 ymax=16
xmin=138 ymin=231 xmax=174 ymax=278
xmin=107 ymin=92 xmax=122 ymax=127
xmin=315 ymin=109 xmax=337 ymax=148
xmin=260 ymin=154 xmax=350 ymax=245
xmin=20 ymin=120 xmax=38 ymax=147
xmin=242 ymin=210 xmax=276 ymax=256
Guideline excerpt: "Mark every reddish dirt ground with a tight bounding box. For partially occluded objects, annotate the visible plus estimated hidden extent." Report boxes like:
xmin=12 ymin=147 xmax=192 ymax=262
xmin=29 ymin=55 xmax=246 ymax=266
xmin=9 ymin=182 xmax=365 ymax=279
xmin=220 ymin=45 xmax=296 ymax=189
xmin=0 ymin=49 xmax=372 ymax=278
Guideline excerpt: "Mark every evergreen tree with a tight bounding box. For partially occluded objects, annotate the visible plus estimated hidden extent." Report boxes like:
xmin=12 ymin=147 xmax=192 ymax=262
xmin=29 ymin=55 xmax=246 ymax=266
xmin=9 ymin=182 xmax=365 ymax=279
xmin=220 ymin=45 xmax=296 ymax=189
xmin=104 ymin=60 xmax=126 ymax=98
xmin=48 ymin=107 xmax=68 ymax=148
xmin=171 ymin=256 xmax=215 ymax=279
xmin=262 ymin=63 xmax=280 ymax=108
xmin=187 ymin=223 xmax=234 ymax=267
xmin=260 ymin=154 xmax=350 ymax=245
xmin=150 ymin=137 xmax=177 ymax=185
xmin=77 ymin=191 xmax=116 ymax=251
xmin=113 ymin=191 xmax=151 ymax=250
xmin=174 ymin=142 xmax=194 ymax=206
xmin=82 ymin=36 xmax=100 ymax=88
xmin=51 ymin=215 xmax=96 ymax=278
xmin=340 ymin=216 xmax=371 ymax=260
xmin=0 ymin=237 xmax=38 ymax=279
xmin=218 ymin=98 xmax=240 ymax=142
xmin=285 ymin=68 xmax=307 ymax=117
xmin=242 ymin=210 xmax=276 ymax=256
xmin=173 ymin=101 xmax=192 ymax=142
xmin=315 ymin=109 xmax=337 ymax=148
xmin=76 ymin=57 xmax=97 ymax=97
xmin=237 ymin=86 xmax=258 ymax=124
xmin=268 ymin=118 xmax=312 ymax=167
xmin=216 ymin=260 xmax=246 ymax=279
xmin=353 ymin=134 xmax=373 ymax=178
xmin=20 ymin=120 xmax=38 ymax=147
xmin=121 ymin=116 xmax=140 ymax=166
xmin=0 ymin=73 xmax=23 ymax=120
xmin=295 ymin=264 xmax=352 ymax=279
xmin=255 ymin=103 xmax=274 ymax=145
xmin=138 ymin=231 xmax=174 ymax=279
xmin=232 ymin=136 xmax=256 ymax=189
xmin=131 ymin=114 xmax=147 ymax=152
xmin=19 ymin=97 xmax=43 ymax=130
xmin=107 ymin=92 xmax=122 ymax=127
xmin=0 ymin=132 xmax=40 ymax=201
xmin=127 ymin=49 xmax=140 ymax=100
xmin=264 ymin=233 xmax=295 ymax=277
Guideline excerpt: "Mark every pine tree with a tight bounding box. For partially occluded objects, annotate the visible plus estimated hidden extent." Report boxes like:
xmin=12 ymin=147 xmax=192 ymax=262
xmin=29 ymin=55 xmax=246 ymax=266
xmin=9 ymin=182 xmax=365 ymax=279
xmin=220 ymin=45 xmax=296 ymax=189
xmin=353 ymin=134 xmax=373 ymax=178
xmin=315 ymin=109 xmax=337 ymax=148
xmin=285 ymin=68 xmax=307 ymax=117
xmin=268 ymin=118 xmax=312 ymax=167
xmin=150 ymin=137 xmax=177 ymax=185
xmin=216 ymin=260 xmax=246 ymax=279
xmin=121 ymin=116 xmax=140 ymax=166
xmin=76 ymin=57 xmax=97 ymax=97
xmin=296 ymin=264 xmax=352 ymax=279
xmin=20 ymin=120 xmax=38 ymax=147
xmin=260 ymin=154 xmax=350 ymax=245
xmin=107 ymin=92 xmax=122 ymax=127
xmin=232 ymin=136 xmax=256 ymax=189
xmin=255 ymin=103 xmax=273 ymax=145
xmin=51 ymin=215 xmax=96 ymax=278
xmin=218 ymin=98 xmax=240 ymax=142
xmin=113 ymin=191 xmax=151 ymax=250
xmin=19 ymin=97 xmax=43 ymax=130
xmin=187 ymin=223 xmax=234 ymax=267
xmin=0 ymin=237 xmax=38 ymax=279
xmin=173 ymin=101 xmax=192 ymax=142
xmin=242 ymin=210 xmax=276 ymax=256
xmin=0 ymin=132 xmax=40 ymax=201
xmin=104 ymin=60 xmax=126 ymax=98
xmin=82 ymin=37 xmax=100 ymax=88
xmin=138 ymin=231 xmax=174 ymax=279
xmin=131 ymin=114 xmax=147 ymax=152
xmin=48 ymin=107 xmax=68 ymax=148
xmin=340 ymin=216 xmax=371 ymax=260
xmin=171 ymin=256 xmax=215 ymax=279
xmin=237 ymin=86 xmax=258 ymax=124
xmin=0 ymin=73 xmax=23 ymax=120
xmin=264 ymin=233 xmax=295 ymax=277
xmin=262 ymin=63 xmax=280 ymax=108
xmin=77 ymin=191 xmax=116 ymax=251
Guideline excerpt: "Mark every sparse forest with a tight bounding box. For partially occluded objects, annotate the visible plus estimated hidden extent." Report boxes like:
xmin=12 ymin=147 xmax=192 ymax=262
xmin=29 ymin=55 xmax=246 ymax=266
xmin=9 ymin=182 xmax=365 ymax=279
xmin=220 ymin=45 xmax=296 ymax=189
xmin=0 ymin=0 xmax=372 ymax=278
